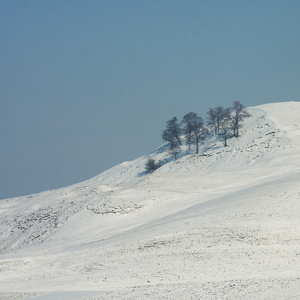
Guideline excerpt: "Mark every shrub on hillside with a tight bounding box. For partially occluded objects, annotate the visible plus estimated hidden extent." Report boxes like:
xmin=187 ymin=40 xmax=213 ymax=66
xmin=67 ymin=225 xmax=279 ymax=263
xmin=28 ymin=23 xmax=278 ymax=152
xmin=145 ymin=159 xmax=160 ymax=173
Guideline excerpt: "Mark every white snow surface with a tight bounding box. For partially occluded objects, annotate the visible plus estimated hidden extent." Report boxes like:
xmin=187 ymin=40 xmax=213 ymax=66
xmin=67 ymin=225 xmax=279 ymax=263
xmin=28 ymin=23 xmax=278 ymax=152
xmin=0 ymin=102 xmax=300 ymax=299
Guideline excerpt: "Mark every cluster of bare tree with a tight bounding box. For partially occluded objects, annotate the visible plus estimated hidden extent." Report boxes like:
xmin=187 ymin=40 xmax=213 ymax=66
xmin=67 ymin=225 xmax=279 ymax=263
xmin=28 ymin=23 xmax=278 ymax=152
xmin=162 ymin=113 xmax=206 ymax=160
xmin=145 ymin=101 xmax=250 ymax=173
xmin=162 ymin=101 xmax=251 ymax=159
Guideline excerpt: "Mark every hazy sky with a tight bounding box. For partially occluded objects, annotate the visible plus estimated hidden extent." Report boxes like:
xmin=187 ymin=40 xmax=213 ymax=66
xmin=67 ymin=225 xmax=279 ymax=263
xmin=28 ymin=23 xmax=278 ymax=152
xmin=1 ymin=0 xmax=300 ymax=199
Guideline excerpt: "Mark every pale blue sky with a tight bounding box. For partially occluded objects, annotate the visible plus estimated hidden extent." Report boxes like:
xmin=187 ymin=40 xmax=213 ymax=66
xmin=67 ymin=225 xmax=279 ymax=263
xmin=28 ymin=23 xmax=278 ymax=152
xmin=1 ymin=0 xmax=299 ymax=199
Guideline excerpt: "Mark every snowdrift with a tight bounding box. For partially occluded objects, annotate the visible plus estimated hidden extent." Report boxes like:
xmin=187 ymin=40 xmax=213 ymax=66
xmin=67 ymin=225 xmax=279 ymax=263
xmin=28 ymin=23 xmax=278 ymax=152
xmin=0 ymin=102 xmax=300 ymax=300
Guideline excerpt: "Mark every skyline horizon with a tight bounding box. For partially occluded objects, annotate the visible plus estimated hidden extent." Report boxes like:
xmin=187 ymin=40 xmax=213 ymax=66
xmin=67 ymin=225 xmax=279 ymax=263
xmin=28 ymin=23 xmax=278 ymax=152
xmin=1 ymin=1 xmax=299 ymax=199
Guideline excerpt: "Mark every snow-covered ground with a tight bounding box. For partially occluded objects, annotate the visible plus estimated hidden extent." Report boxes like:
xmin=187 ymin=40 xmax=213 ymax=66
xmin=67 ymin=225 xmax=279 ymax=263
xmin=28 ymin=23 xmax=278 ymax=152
xmin=0 ymin=102 xmax=300 ymax=299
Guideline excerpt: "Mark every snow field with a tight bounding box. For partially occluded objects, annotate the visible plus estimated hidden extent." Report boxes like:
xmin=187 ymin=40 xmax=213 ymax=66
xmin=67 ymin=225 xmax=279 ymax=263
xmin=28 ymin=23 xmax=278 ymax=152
xmin=0 ymin=102 xmax=299 ymax=299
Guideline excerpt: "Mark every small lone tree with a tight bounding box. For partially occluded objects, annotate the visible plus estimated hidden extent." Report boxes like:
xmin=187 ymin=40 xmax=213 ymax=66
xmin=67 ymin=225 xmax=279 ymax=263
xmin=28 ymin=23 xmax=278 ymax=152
xmin=231 ymin=101 xmax=251 ymax=137
xmin=145 ymin=158 xmax=160 ymax=173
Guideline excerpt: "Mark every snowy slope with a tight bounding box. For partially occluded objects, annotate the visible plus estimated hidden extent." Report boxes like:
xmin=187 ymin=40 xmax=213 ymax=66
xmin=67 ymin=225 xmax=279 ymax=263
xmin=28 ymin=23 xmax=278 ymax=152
xmin=0 ymin=102 xmax=300 ymax=300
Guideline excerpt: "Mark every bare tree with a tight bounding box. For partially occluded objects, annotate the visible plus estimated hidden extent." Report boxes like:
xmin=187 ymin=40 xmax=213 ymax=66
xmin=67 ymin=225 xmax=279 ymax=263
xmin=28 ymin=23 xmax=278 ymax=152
xmin=162 ymin=117 xmax=182 ymax=159
xmin=181 ymin=112 xmax=207 ymax=153
xmin=215 ymin=106 xmax=225 ymax=135
xmin=207 ymin=106 xmax=224 ymax=135
xmin=231 ymin=101 xmax=251 ymax=137
xmin=207 ymin=107 xmax=218 ymax=134
xmin=219 ymin=107 xmax=232 ymax=146
xmin=181 ymin=112 xmax=198 ymax=150
xmin=191 ymin=115 xmax=206 ymax=153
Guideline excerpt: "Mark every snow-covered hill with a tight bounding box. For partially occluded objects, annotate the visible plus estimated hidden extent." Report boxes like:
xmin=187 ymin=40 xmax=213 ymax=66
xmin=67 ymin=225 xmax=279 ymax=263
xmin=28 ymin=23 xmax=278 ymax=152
xmin=0 ymin=102 xmax=300 ymax=300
